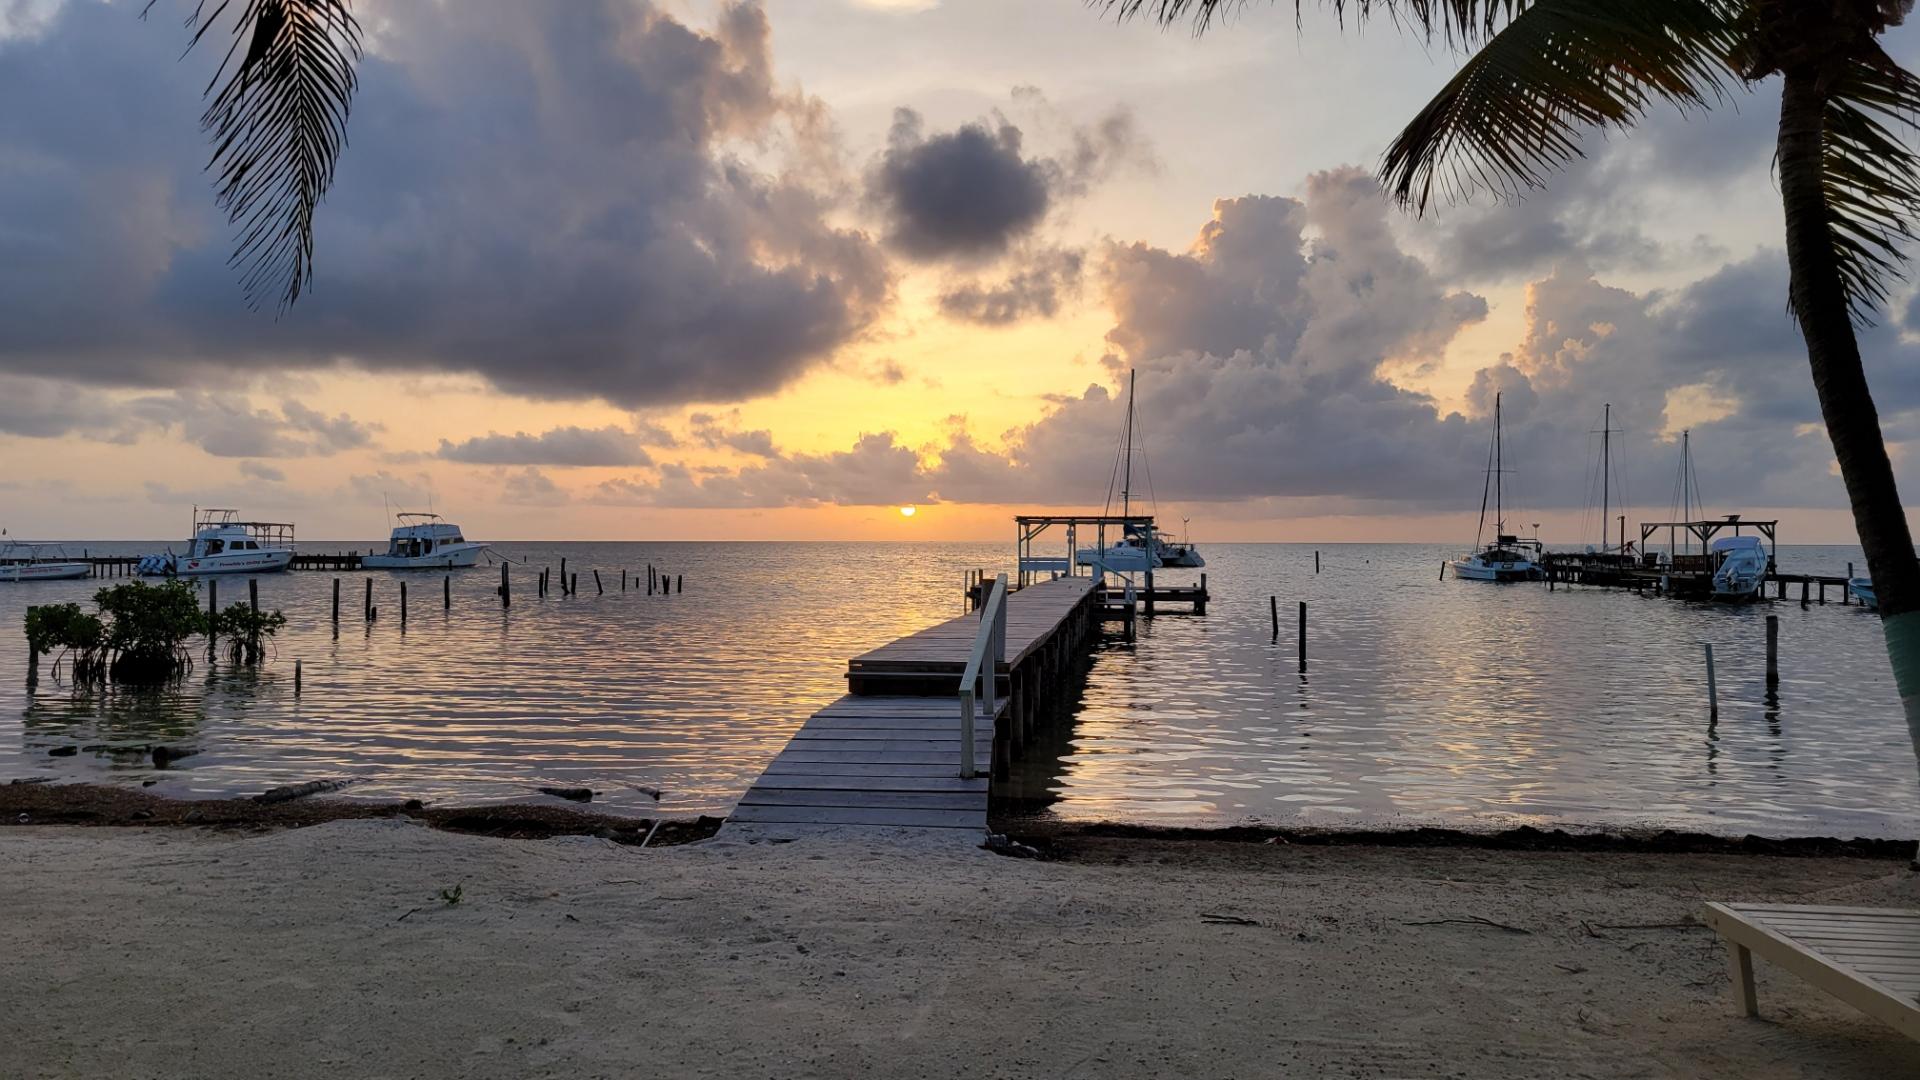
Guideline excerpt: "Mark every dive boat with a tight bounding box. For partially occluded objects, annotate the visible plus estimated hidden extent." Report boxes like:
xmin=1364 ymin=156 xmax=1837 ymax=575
xmin=1074 ymin=369 xmax=1205 ymax=571
xmin=0 ymin=541 xmax=91 ymax=582
xmin=1708 ymin=535 xmax=1769 ymax=602
xmin=1449 ymin=391 xmax=1543 ymax=582
xmin=362 ymin=513 xmax=486 ymax=569
xmin=138 ymin=509 xmax=294 ymax=577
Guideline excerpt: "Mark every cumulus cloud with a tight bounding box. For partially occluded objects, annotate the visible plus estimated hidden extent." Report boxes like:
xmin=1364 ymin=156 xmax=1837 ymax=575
xmin=237 ymin=461 xmax=287 ymax=483
xmin=868 ymin=100 xmax=1145 ymax=263
xmin=502 ymin=468 xmax=568 ymax=506
xmin=437 ymin=426 xmax=654 ymax=467
xmin=0 ymin=0 xmax=888 ymax=407
xmin=121 ymin=392 xmax=377 ymax=458
xmin=939 ymin=248 xmax=1085 ymax=325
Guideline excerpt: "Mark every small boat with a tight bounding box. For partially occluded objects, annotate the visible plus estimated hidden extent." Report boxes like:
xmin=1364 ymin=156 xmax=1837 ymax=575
xmin=1450 ymin=391 xmax=1543 ymax=582
xmin=1850 ymin=576 xmax=1878 ymax=610
xmin=362 ymin=513 xmax=486 ymax=570
xmin=1073 ymin=369 xmax=1205 ymax=571
xmin=0 ymin=541 xmax=91 ymax=582
xmin=138 ymin=509 xmax=294 ymax=577
xmin=1709 ymin=535 xmax=1769 ymax=602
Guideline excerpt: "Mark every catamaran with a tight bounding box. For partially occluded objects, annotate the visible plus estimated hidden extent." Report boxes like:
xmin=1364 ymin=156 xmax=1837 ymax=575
xmin=1074 ymin=369 xmax=1205 ymax=571
xmin=1708 ymin=535 xmax=1769 ymax=602
xmin=138 ymin=509 xmax=295 ymax=577
xmin=363 ymin=512 xmax=487 ymax=569
xmin=1449 ymin=391 xmax=1543 ymax=582
xmin=0 ymin=540 xmax=91 ymax=582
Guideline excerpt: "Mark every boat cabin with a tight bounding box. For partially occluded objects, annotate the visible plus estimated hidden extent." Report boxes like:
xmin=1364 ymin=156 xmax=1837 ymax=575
xmin=383 ymin=513 xmax=466 ymax=559
xmin=189 ymin=511 xmax=295 ymax=556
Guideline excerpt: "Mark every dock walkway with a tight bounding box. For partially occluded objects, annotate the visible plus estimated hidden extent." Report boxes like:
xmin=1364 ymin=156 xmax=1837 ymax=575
xmin=728 ymin=577 xmax=1097 ymax=838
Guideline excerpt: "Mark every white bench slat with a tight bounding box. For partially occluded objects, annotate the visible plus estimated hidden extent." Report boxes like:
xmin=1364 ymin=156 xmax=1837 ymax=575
xmin=1703 ymin=902 xmax=1920 ymax=1042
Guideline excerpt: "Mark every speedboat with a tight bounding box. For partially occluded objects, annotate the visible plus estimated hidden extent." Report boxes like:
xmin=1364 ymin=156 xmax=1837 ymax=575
xmin=1708 ymin=535 xmax=1769 ymax=602
xmin=1076 ymin=525 xmax=1206 ymax=571
xmin=0 ymin=541 xmax=91 ymax=582
xmin=1449 ymin=391 xmax=1542 ymax=583
xmin=1850 ymin=576 xmax=1878 ymax=610
xmin=362 ymin=513 xmax=486 ymax=569
xmin=138 ymin=509 xmax=294 ymax=577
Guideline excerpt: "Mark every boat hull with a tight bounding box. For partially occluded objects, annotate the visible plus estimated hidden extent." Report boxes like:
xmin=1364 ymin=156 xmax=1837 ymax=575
xmin=0 ymin=562 xmax=92 ymax=582
xmin=363 ymin=545 xmax=484 ymax=570
xmin=1449 ymin=558 xmax=1539 ymax=583
xmin=1850 ymin=577 xmax=1878 ymax=610
xmin=142 ymin=550 xmax=293 ymax=576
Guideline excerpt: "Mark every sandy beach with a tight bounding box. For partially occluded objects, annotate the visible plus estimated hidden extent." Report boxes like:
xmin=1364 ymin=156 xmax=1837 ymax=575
xmin=3 ymin=820 xmax=1916 ymax=1079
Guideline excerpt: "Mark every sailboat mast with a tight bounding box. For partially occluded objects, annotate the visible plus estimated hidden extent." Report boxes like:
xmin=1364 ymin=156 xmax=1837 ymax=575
xmin=1121 ymin=369 xmax=1136 ymax=519
xmin=1682 ymin=429 xmax=1692 ymax=520
xmin=1494 ymin=392 xmax=1504 ymax=535
xmin=1601 ymin=403 xmax=1610 ymax=551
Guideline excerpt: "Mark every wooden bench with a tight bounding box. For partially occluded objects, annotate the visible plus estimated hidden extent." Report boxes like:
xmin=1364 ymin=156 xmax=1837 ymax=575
xmin=1701 ymin=902 xmax=1920 ymax=1041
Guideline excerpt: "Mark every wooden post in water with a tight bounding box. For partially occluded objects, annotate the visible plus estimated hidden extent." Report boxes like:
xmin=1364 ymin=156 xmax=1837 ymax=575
xmin=364 ymin=578 xmax=374 ymax=621
xmin=400 ymin=581 xmax=408 ymax=626
xmin=1438 ymin=561 xmax=1446 ymax=581
xmin=1704 ymin=643 xmax=1719 ymax=716
xmin=1817 ymin=580 xmax=1826 ymax=605
xmin=1196 ymin=572 xmax=1207 ymax=615
xmin=248 ymin=577 xmax=258 ymax=615
xmin=500 ymin=562 xmax=510 ymax=608
xmin=676 ymin=574 xmax=682 ymax=594
xmin=1315 ymin=550 xmax=1320 ymax=574
xmin=207 ymin=579 xmax=219 ymax=658
xmin=647 ymin=565 xmax=654 ymax=596
xmin=559 ymin=558 xmax=567 ymax=595
xmin=444 ymin=575 xmax=451 ymax=610
xmin=570 ymin=572 xmax=578 ymax=597
xmin=1270 ymin=596 xmax=1279 ymax=641
xmin=1143 ymin=569 xmax=1155 ymax=616
xmin=332 ymin=578 xmax=340 ymax=625
xmin=1297 ymin=602 xmax=1307 ymax=673
xmin=594 ymin=570 xmax=604 ymax=595
xmin=1766 ymin=615 xmax=1780 ymax=685
xmin=294 ymin=658 xmax=302 ymax=693
xmin=1800 ymin=580 xmax=1810 ymax=608
xmin=622 ymin=569 xmax=627 ymax=592
xmin=25 ymin=605 xmax=37 ymax=689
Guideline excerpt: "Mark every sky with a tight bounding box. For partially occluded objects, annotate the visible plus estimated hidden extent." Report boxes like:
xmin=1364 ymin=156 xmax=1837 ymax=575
xmin=2 ymin=0 xmax=1919 ymax=543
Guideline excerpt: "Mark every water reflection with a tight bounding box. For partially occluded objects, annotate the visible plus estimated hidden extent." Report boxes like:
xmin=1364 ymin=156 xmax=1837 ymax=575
xmin=2 ymin=542 xmax=1914 ymax=835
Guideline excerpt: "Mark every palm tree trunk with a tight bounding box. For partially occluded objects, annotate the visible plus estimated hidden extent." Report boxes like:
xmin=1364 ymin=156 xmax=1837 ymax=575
xmin=1778 ymin=70 xmax=1920 ymax=792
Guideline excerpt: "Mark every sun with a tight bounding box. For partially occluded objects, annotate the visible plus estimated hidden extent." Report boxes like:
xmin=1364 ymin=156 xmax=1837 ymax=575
xmin=899 ymin=505 xmax=916 ymax=518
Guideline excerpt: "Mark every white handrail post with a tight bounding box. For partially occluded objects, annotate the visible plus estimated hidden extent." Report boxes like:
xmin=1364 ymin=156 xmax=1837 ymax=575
xmin=959 ymin=688 xmax=977 ymax=779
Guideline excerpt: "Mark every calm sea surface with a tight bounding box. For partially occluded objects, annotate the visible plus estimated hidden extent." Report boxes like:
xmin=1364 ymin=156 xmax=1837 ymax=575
xmin=2 ymin=542 xmax=1915 ymax=837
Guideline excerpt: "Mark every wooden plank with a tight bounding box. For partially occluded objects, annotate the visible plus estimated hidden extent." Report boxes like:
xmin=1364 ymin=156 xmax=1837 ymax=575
xmin=772 ymin=750 xmax=976 ymax=765
xmin=736 ymin=773 xmax=987 ymax=793
xmin=759 ymin=761 xmax=984 ymax=778
xmin=785 ymin=739 xmax=990 ymax=754
xmin=1737 ymin=904 xmax=1920 ymax=919
xmin=728 ymin=803 xmax=985 ymax=829
xmin=738 ymin=788 xmax=987 ymax=811
xmin=1702 ymin=903 xmax=1920 ymax=1041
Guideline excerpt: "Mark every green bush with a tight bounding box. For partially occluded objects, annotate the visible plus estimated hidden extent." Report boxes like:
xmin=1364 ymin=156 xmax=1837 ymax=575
xmin=210 ymin=603 xmax=287 ymax=664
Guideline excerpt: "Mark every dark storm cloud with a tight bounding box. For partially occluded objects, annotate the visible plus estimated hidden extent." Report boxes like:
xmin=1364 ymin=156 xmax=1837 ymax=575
xmin=437 ymin=426 xmax=655 ymax=468
xmin=0 ymin=0 xmax=887 ymax=407
xmin=939 ymin=248 xmax=1085 ymax=325
xmin=869 ymin=103 xmax=1144 ymax=263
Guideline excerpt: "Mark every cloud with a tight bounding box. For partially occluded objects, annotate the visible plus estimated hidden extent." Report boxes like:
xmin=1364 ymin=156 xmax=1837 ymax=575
xmin=502 ymin=467 xmax=568 ymax=506
xmin=0 ymin=375 xmax=102 ymax=438
xmin=868 ymin=100 xmax=1145 ymax=263
xmin=237 ymin=461 xmax=286 ymax=483
xmin=939 ymin=248 xmax=1084 ymax=325
xmin=437 ymin=426 xmax=654 ymax=467
xmin=0 ymin=1 xmax=888 ymax=408
xmin=123 ymin=392 xmax=377 ymax=458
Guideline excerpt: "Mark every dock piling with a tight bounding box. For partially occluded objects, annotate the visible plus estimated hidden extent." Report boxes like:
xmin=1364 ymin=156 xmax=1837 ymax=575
xmin=364 ymin=578 xmax=373 ymax=622
xmin=207 ymin=580 xmax=218 ymax=658
xmin=677 ymin=574 xmax=683 ymax=594
xmin=1439 ymin=561 xmax=1446 ymax=581
xmin=1801 ymin=580 xmax=1810 ymax=608
xmin=1766 ymin=615 xmax=1780 ymax=685
xmin=1298 ymin=601 xmax=1307 ymax=673
xmin=1315 ymin=550 xmax=1320 ymax=574
xmin=559 ymin=558 xmax=567 ymax=595
xmin=594 ymin=570 xmax=604 ymax=595
xmin=400 ymin=581 xmax=408 ymax=626
xmin=294 ymin=658 xmax=302 ymax=694
xmin=500 ymin=563 xmax=510 ymax=608
xmin=1270 ymin=595 xmax=1279 ymax=641
xmin=570 ymin=572 xmax=578 ymax=597
xmin=1704 ymin=643 xmax=1719 ymax=716
xmin=444 ymin=574 xmax=451 ymax=610
xmin=332 ymin=578 xmax=340 ymax=625
xmin=622 ymin=569 xmax=627 ymax=592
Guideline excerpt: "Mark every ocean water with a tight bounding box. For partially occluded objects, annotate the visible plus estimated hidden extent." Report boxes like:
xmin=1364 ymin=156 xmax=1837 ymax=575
xmin=1 ymin=541 xmax=1915 ymax=838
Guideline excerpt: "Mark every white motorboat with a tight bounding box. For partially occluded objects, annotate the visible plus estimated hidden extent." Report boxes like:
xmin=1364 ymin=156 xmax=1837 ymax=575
xmin=0 ymin=541 xmax=91 ymax=582
xmin=1850 ymin=576 xmax=1878 ymax=610
xmin=1708 ymin=535 xmax=1770 ymax=601
xmin=1449 ymin=391 xmax=1542 ymax=583
xmin=1073 ymin=369 xmax=1205 ymax=571
xmin=138 ymin=509 xmax=294 ymax=577
xmin=362 ymin=513 xmax=486 ymax=569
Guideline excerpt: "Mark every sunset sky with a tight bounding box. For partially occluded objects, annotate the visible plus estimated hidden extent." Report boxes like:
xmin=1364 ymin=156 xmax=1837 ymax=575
xmin=3 ymin=0 xmax=1919 ymax=542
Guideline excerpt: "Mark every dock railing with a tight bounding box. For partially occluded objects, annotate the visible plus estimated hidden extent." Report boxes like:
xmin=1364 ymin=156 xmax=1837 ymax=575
xmin=958 ymin=573 xmax=1008 ymax=779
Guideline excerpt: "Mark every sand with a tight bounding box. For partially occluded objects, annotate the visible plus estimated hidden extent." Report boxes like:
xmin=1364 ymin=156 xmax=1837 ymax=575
xmin=3 ymin=821 xmax=1917 ymax=1079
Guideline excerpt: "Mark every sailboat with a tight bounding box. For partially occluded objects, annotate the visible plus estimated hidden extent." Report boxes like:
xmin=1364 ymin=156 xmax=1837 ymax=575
xmin=1075 ymin=369 xmax=1204 ymax=571
xmin=1449 ymin=392 xmax=1542 ymax=582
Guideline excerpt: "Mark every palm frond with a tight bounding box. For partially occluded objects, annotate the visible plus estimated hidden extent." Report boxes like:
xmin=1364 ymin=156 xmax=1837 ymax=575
xmin=1375 ymin=0 xmax=1739 ymax=213
xmin=163 ymin=0 xmax=362 ymax=311
xmin=1815 ymin=41 xmax=1920 ymax=323
xmin=1103 ymin=1 xmax=1529 ymax=44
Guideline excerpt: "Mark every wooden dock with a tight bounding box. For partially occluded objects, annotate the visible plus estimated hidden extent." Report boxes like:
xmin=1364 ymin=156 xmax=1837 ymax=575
xmin=727 ymin=576 xmax=1100 ymax=839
